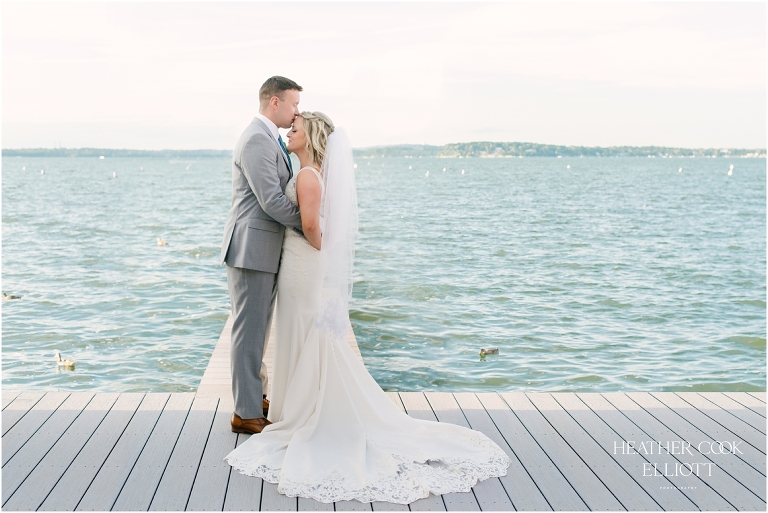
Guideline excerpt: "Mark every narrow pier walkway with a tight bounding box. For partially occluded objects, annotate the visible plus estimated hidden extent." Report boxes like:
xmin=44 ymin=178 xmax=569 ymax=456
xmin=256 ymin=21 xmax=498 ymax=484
xmin=196 ymin=314 xmax=361 ymax=400
xmin=2 ymin=316 xmax=765 ymax=510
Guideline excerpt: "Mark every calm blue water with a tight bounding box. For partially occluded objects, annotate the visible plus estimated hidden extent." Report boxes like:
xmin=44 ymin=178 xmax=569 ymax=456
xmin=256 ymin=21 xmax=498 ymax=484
xmin=3 ymin=156 xmax=765 ymax=393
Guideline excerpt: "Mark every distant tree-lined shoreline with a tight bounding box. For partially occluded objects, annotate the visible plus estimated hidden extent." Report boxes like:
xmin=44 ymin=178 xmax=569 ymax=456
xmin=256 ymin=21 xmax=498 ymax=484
xmin=353 ymin=142 xmax=765 ymax=158
xmin=2 ymin=142 xmax=765 ymax=159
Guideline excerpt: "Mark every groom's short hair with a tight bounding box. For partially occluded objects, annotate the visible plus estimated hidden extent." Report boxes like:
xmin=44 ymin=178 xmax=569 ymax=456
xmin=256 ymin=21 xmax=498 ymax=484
xmin=259 ymin=76 xmax=303 ymax=109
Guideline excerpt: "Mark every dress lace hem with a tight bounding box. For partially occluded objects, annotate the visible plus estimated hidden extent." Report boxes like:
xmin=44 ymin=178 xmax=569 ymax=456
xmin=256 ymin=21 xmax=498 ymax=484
xmin=224 ymin=434 xmax=511 ymax=504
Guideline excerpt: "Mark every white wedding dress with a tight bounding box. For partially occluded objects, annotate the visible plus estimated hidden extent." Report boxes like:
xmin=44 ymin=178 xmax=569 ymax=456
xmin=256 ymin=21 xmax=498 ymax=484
xmin=224 ymin=167 xmax=511 ymax=504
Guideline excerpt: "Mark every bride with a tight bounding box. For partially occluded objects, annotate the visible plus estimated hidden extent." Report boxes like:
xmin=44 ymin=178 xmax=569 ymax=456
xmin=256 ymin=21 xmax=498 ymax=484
xmin=224 ymin=112 xmax=510 ymax=504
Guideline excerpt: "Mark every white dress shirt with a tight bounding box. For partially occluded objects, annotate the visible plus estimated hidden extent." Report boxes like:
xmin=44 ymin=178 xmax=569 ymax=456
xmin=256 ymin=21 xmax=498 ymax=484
xmin=255 ymin=113 xmax=281 ymax=143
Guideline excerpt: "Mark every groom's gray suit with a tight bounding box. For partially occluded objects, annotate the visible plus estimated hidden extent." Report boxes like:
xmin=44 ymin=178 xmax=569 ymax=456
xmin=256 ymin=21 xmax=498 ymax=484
xmin=221 ymin=117 xmax=302 ymax=419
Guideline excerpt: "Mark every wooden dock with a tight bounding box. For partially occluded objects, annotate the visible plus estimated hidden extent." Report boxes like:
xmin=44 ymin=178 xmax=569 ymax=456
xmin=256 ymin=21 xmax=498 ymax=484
xmin=196 ymin=314 xmax=362 ymax=399
xmin=2 ymin=318 xmax=766 ymax=511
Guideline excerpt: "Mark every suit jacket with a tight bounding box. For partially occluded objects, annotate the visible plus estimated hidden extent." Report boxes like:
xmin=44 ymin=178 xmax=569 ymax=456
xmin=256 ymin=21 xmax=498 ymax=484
xmin=221 ymin=117 xmax=302 ymax=273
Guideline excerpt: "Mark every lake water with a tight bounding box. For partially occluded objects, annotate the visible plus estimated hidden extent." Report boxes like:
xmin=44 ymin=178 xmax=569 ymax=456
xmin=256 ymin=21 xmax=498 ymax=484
xmin=3 ymin=156 xmax=765 ymax=393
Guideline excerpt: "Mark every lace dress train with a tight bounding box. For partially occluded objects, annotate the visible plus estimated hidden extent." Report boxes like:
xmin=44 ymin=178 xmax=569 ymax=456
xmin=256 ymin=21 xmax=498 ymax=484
xmin=224 ymin=169 xmax=510 ymax=504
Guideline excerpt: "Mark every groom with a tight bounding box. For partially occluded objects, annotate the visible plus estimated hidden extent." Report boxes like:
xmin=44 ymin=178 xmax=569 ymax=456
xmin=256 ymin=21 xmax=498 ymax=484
xmin=221 ymin=76 xmax=304 ymax=434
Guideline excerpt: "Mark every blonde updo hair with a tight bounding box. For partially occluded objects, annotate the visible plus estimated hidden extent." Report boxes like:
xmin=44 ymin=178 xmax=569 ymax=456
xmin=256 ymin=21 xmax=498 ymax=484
xmin=300 ymin=111 xmax=335 ymax=167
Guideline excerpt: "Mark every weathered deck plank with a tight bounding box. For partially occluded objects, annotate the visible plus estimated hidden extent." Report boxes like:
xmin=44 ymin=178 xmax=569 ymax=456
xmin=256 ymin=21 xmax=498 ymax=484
xmin=646 ymin=392 xmax=766 ymax=482
xmin=261 ymin=481 xmax=298 ymax=511
xmin=334 ymin=499 xmax=372 ymax=511
xmin=409 ymin=495 xmax=447 ymax=512
xmin=747 ymin=392 xmax=766 ymax=403
xmin=2 ymin=392 xmax=94 ymax=505
xmin=4 ymin=393 xmax=120 ymax=511
xmin=476 ymin=393 xmax=586 ymax=511
xmin=186 ymin=402 xmax=238 ymax=511
xmin=577 ymin=392 xmax=734 ymax=511
xmin=553 ymin=393 xmax=695 ymax=511
xmin=75 ymin=393 xmax=170 ymax=511
xmin=369 ymin=498 xmax=409 ymax=511
xmin=111 ymin=393 xmax=195 ymax=511
xmin=526 ymin=392 xmax=659 ymax=511
xmin=455 ymin=392 xmax=550 ymax=511
xmin=2 ymin=391 xmax=48 ymax=436
xmin=501 ymin=392 xmax=623 ymax=511
xmin=150 ymin=396 xmax=219 ymax=511
xmin=299 ymin=497 xmax=334 ymax=511
xmin=604 ymin=392 xmax=765 ymax=511
xmin=698 ymin=393 xmax=766 ymax=434
xmin=640 ymin=391 xmax=768 ymax=497
xmin=674 ymin=393 xmax=766 ymax=451
xmin=2 ymin=391 xmax=70 ymax=465
xmin=38 ymin=393 xmax=145 ymax=511
xmin=726 ymin=392 xmax=767 ymax=417
xmin=2 ymin=391 xmax=20 ymax=409
xmin=223 ymin=434 xmax=263 ymax=511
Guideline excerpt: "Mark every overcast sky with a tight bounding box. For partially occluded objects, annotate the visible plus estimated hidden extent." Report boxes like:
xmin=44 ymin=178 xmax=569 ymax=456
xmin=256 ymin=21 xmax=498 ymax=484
xmin=3 ymin=1 xmax=765 ymax=149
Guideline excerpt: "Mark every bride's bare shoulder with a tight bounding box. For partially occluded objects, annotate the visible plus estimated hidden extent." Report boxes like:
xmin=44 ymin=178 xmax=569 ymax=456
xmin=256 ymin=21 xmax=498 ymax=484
xmin=296 ymin=167 xmax=322 ymax=196
xmin=297 ymin=166 xmax=323 ymax=186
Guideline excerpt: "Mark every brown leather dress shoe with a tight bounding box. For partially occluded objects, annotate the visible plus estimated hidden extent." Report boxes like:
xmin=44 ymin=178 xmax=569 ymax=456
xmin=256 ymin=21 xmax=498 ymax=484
xmin=263 ymin=397 xmax=270 ymax=417
xmin=231 ymin=413 xmax=272 ymax=434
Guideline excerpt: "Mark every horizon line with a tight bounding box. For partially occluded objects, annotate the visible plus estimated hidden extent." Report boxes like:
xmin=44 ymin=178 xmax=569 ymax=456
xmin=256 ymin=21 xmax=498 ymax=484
xmin=3 ymin=141 xmax=766 ymax=152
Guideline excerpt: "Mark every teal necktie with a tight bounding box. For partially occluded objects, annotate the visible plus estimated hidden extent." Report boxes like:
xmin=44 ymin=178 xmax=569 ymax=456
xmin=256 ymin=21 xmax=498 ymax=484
xmin=278 ymin=135 xmax=292 ymax=173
